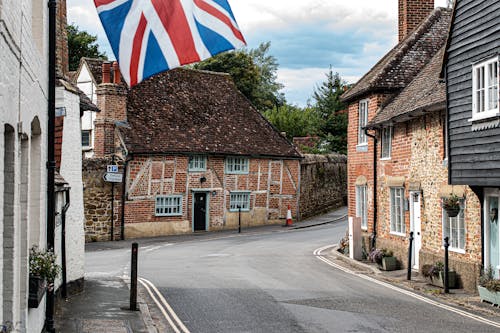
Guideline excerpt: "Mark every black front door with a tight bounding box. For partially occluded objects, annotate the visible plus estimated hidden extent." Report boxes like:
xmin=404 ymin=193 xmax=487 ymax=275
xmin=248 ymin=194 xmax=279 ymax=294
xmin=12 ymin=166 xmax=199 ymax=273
xmin=194 ymin=193 xmax=207 ymax=231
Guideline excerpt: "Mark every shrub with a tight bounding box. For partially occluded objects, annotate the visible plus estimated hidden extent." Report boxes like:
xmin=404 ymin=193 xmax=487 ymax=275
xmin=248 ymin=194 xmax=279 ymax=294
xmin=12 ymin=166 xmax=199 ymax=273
xmin=368 ymin=248 xmax=393 ymax=265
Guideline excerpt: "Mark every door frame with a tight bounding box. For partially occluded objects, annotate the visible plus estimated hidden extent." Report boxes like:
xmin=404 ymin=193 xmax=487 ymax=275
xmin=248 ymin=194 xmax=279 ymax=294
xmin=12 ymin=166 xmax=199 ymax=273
xmin=191 ymin=189 xmax=210 ymax=232
xmin=484 ymin=188 xmax=500 ymax=275
xmin=409 ymin=191 xmax=422 ymax=270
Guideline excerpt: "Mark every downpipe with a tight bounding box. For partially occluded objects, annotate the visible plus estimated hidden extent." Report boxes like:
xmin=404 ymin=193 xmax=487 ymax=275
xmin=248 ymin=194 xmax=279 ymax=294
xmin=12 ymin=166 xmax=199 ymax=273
xmin=365 ymin=128 xmax=378 ymax=250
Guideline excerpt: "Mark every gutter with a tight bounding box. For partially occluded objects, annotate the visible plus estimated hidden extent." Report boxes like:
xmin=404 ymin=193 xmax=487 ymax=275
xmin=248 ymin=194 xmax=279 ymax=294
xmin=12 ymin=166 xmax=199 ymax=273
xmin=364 ymin=128 xmax=379 ymax=250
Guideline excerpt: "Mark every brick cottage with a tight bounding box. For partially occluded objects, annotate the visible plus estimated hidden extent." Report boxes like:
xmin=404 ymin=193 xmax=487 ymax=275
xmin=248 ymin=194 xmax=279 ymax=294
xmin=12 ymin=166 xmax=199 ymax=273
xmin=87 ymin=65 xmax=302 ymax=238
xmin=342 ymin=0 xmax=482 ymax=291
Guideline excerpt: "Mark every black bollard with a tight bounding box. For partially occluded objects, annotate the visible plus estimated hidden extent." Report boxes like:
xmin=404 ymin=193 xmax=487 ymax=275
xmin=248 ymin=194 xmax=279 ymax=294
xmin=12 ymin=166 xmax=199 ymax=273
xmin=407 ymin=231 xmax=414 ymax=280
xmin=238 ymin=206 xmax=241 ymax=234
xmin=130 ymin=242 xmax=139 ymax=310
xmin=444 ymin=237 xmax=449 ymax=293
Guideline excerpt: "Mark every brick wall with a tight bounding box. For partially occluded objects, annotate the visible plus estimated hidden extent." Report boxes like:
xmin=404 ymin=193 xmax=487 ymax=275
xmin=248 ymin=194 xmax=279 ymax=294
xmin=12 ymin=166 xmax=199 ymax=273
xmin=370 ymin=111 xmax=481 ymax=291
xmin=299 ymin=154 xmax=347 ymax=219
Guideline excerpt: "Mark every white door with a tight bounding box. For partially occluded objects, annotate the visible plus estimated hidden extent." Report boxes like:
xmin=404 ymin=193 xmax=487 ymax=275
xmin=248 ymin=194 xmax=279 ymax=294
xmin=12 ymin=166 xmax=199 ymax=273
xmin=410 ymin=191 xmax=422 ymax=269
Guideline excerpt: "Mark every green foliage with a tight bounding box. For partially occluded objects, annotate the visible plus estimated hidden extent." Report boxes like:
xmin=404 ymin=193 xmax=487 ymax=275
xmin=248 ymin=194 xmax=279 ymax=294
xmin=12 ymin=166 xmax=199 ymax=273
xmin=312 ymin=66 xmax=348 ymax=154
xmin=480 ymin=266 xmax=500 ymax=292
xmin=29 ymin=246 xmax=61 ymax=282
xmin=263 ymin=104 xmax=321 ymax=140
xmin=194 ymin=42 xmax=283 ymax=111
xmin=67 ymin=24 xmax=107 ymax=71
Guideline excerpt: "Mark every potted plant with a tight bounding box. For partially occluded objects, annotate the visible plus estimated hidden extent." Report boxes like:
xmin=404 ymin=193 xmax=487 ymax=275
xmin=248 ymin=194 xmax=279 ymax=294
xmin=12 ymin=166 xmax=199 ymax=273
xmin=368 ymin=248 xmax=397 ymax=271
xmin=442 ymin=193 xmax=461 ymax=217
xmin=28 ymin=246 xmax=61 ymax=308
xmin=478 ymin=266 xmax=500 ymax=305
xmin=422 ymin=262 xmax=456 ymax=288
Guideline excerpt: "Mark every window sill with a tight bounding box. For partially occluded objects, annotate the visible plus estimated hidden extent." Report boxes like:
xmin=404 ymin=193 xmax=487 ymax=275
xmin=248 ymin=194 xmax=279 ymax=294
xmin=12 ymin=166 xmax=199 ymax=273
xmin=361 ymin=227 xmax=368 ymax=231
xmin=356 ymin=144 xmax=368 ymax=152
xmin=468 ymin=111 xmax=500 ymax=123
xmin=390 ymin=231 xmax=406 ymax=237
xmin=380 ymin=157 xmax=391 ymax=161
xmin=441 ymin=246 xmax=465 ymax=254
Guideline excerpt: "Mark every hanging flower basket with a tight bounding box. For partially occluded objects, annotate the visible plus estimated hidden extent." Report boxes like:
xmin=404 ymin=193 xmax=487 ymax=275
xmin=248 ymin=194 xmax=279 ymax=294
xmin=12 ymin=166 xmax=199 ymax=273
xmin=442 ymin=193 xmax=461 ymax=217
xmin=28 ymin=276 xmax=46 ymax=308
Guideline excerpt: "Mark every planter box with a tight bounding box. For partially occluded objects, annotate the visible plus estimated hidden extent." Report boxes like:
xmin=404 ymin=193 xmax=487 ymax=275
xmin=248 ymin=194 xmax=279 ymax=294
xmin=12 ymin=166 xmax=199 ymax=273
xmin=429 ymin=271 xmax=456 ymax=289
xmin=380 ymin=256 xmax=397 ymax=271
xmin=28 ymin=276 xmax=46 ymax=308
xmin=478 ymin=286 xmax=500 ymax=306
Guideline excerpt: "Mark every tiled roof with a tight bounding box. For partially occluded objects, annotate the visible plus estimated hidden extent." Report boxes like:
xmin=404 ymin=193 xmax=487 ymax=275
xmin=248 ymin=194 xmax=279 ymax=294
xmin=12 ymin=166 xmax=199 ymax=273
xmin=341 ymin=7 xmax=451 ymax=103
xmin=57 ymin=78 xmax=100 ymax=112
xmin=81 ymin=57 xmax=104 ymax=84
xmin=120 ymin=68 xmax=301 ymax=158
xmin=367 ymin=46 xmax=446 ymax=127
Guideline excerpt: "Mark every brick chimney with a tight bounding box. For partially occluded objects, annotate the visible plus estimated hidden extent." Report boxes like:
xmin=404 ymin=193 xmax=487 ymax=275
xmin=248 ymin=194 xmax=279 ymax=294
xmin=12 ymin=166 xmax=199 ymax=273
xmin=398 ymin=0 xmax=434 ymax=42
xmin=94 ymin=62 xmax=128 ymax=157
xmin=56 ymin=0 xmax=69 ymax=76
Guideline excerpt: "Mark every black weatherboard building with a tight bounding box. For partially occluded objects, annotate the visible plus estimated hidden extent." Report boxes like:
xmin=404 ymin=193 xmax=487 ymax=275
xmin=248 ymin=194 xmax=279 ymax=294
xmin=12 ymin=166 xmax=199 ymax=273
xmin=443 ymin=0 xmax=500 ymax=276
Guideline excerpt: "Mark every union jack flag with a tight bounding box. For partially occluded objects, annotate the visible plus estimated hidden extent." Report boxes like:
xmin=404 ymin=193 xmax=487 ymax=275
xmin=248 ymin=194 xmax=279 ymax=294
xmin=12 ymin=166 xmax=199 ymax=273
xmin=94 ymin=0 xmax=246 ymax=87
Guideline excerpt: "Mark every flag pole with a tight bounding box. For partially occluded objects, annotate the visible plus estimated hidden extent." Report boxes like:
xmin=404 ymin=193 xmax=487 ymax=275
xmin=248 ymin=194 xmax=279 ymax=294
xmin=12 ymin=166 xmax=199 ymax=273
xmin=45 ymin=0 xmax=57 ymax=331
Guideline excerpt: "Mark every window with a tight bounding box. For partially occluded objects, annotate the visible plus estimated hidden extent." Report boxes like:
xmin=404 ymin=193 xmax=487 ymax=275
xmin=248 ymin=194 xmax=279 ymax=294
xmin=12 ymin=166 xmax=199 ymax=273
xmin=358 ymin=99 xmax=369 ymax=145
xmin=225 ymin=157 xmax=249 ymax=174
xmin=381 ymin=126 xmax=392 ymax=159
xmin=229 ymin=192 xmax=250 ymax=211
xmin=390 ymin=187 xmax=405 ymax=235
xmin=188 ymin=155 xmax=207 ymax=172
xmin=472 ymin=57 xmax=499 ymax=121
xmin=82 ymin=130 xmax=91 ymax=148
xmin=155 ymin=195 xmax=183 ymax=216
xmin=443 ymin=200 xmax=465 ymax=251
xmin=356 ymin=185 xmax=368 ymax=229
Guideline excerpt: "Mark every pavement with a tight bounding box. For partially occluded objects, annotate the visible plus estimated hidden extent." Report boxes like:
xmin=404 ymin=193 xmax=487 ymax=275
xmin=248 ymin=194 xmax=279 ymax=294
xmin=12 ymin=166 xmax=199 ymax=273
xmin=55 ymin=205 xmax=499 ymax=332
xmin=54 ymin=206 xmax=348 ymax=333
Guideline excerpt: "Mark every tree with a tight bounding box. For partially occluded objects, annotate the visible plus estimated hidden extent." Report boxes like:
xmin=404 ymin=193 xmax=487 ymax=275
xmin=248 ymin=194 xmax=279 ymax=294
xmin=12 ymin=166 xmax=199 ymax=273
xmin=312 ymin=67 xmax=348 ymax=154
xmin=67 ymin=24 xmax=107 ymax=71
xmin=193 ymin=42 xmax=283 ymax=111
xmin=263 ymin=103 xmax=320 ymax=140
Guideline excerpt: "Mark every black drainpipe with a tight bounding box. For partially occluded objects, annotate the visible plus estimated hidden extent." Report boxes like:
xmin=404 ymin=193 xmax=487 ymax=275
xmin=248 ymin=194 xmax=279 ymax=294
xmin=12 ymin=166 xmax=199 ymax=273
xmin=365 ymin=128 xmax=378 ymax=250
xmin=61 ymin=189 xmax=70 ymax=299
xmin=46 ymin=0 xmax=57 ymax=331
xmin=121 ymin=154 xmax=134 ymax=240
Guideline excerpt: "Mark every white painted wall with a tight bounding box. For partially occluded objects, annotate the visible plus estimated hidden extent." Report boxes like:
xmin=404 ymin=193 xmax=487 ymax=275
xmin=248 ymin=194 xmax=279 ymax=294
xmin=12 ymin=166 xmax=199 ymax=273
xmin=77 ymin=63 xmax=98 ymax=158
xmin=0 ymin=0 xmax=49 ymax=331
xmin=56 ymin=87 xmax=85 ymax=285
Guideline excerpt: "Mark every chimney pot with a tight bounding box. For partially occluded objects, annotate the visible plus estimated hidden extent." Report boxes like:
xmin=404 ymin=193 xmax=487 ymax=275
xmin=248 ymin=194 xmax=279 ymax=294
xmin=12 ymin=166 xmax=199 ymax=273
xmin=102 ymin=62 xmax=111 ymax=83
xmin=113 ymin=61 xmax=121 ymax=84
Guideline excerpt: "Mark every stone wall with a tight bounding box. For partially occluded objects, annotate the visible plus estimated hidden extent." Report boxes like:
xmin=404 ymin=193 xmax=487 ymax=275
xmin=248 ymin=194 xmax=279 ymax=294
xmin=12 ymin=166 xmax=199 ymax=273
xmin=82 ymin=158 xmax=123 ymax=242
xmin=299 ymin=154 xmax=347 ymax=219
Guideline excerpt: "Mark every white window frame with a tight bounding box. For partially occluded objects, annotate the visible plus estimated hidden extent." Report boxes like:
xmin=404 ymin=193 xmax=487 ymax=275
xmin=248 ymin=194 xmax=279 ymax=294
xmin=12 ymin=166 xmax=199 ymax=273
xmin=225 ymin=157 xmax=249 ymax=174
xmin=82 ymin=130 xmax=91 ymax=148
xmin=442 ymin=199 xmax=466 ymax=253
xmin=229 ymin=191 xmax=250 ymax=211
xmin=471 ymin=56 xmax=499 ymax=121
xmin=188 ymin=155 xmax=207 ymax=172
xmin=358 ymin=99 xmax=369 ymax=146
xmin=155 ymin=195 xmax=183 ymax=216
xmin=356 ymin=185 xmax=368 ymax=230
xmin=381 ymin=126 xmax=392 ymax=160
xmin=390 ymin=187 xmax=406 ymax=236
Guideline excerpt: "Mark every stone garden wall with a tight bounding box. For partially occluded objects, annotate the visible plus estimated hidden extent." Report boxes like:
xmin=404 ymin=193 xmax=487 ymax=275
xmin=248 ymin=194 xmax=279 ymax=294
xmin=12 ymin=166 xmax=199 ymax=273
xmin=299 ymin=154 xmax=347 ymax=219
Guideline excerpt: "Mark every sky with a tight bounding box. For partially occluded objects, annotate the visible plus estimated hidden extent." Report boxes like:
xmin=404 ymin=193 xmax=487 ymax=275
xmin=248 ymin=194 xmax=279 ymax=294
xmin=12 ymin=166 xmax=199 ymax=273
xmin=67 ymin=0 xmax=449 ymax=107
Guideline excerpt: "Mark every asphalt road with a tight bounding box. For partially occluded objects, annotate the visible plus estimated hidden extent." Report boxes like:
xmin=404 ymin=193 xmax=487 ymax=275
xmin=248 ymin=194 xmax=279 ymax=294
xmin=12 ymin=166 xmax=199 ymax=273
xmin=86 ymin=221 xmax=500 ymax=333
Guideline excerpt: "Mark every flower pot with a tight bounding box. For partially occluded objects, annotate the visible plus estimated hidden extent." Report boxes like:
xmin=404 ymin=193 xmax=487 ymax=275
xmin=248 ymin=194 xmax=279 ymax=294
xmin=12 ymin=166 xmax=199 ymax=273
xmin=445 ymin=207 xmax=460 ymax=217
xmin=28 ymin=276 xmax=46 ymax=308
xmin=380 ymin=256 xmax=397 ymax=271
xmin=478 ymin=285 xmax=500 ymax=306
xmin=431 ymin=271 xmax=456 ymax=289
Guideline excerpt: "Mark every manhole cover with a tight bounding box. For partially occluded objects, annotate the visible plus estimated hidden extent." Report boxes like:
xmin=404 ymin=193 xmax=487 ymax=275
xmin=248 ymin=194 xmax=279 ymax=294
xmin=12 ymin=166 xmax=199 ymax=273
xmin=79 ymin=319 xmax=131 ymax=333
